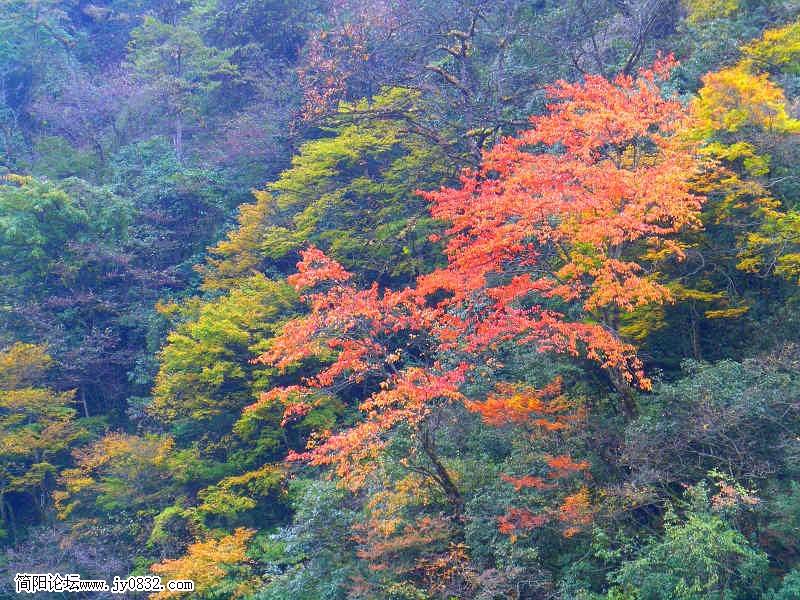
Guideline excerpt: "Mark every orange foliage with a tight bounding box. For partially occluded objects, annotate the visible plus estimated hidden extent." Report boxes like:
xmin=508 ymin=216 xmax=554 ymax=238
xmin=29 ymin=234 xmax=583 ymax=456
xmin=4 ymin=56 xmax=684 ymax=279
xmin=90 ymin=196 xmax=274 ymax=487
xmin=497 ymin=451 xmax=591 ymax=537
xmin=557 ymin=489 xmax=594 ymax=537
xmin=466 ymin=377 xmax=577 ymax=428
xmin=420 ymin=54 xmax=705 ymax=389
xmin=253 ymin=59 xmax=703 ymax=544
xmin=498 ymin=508 xmax=549 ymax=534
xmin=352 ymin=510 xmax=478 ymax=597
xmin=497 ymin=488 xmax=593 ymax=538
xmin=545 ymin=455 xmax=591 ymax=477
xmin=150 ymin=528 xmax=256 ymax=599
xmin=416 ymin=542 xmax=478 ymax=599
xmin=473 ymin=379 xmax=592 ymax=535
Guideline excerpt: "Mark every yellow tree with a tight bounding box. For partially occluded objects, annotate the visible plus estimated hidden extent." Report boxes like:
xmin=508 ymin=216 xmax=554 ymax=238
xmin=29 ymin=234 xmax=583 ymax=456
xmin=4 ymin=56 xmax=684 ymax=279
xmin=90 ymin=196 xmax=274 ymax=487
xmin=0 ymin=343 xmax=85 ymax=539
xmin=689 ymin=22 xmax=800 ymax=284
xmin=150 ymin=528 xmax=258 ymax=599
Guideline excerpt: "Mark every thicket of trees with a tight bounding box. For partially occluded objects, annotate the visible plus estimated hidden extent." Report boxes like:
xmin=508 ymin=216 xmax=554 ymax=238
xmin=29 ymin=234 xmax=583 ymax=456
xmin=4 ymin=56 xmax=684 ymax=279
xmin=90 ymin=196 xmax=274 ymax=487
xmin=2 ymin=1 xmax=800 ymax=598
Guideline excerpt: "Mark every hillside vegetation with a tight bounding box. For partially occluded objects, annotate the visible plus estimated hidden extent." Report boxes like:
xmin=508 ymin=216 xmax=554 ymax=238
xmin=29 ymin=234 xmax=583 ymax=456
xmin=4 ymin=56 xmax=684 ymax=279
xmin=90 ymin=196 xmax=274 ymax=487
xmin=2 ymin=1 xmax=800 ymax=598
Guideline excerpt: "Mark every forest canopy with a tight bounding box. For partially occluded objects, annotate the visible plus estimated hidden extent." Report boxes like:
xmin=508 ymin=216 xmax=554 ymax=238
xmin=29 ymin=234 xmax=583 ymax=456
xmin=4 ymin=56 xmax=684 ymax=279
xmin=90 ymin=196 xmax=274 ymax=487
xmin=2 ymin=1 xmax=800 ymax=599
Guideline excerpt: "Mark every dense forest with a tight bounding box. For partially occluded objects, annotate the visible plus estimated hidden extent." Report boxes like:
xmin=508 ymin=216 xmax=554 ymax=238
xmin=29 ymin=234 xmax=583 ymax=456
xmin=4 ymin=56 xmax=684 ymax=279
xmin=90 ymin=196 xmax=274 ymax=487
xmin=2 ymin=0 xmax=800 ymax=598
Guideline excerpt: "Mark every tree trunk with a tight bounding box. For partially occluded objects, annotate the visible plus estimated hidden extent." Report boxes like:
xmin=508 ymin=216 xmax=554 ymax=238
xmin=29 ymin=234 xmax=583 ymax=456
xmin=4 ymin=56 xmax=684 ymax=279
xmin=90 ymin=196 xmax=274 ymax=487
xmin=608 ymin=368 xmax=637 ymax=421
xmin=420 ymin=428 xmax=464 ymax=527
xmin=175 ymin=111 xmax=183 ymax=164
xmin=81 ymin=388 xmax=90 ymax=418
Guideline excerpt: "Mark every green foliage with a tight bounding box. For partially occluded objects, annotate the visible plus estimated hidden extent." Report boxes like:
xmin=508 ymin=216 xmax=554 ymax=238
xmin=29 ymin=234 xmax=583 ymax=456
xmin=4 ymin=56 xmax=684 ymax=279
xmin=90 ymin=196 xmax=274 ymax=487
xmin=150 ymin=275 xmax=296 ymax=445
xmin=0 ymin=0 xmax=77 ymax=166
xmin=624 ymin=356 xmax=800 ymax=491
xmin=31 ymin=136 xmax=105 ymax=181
xmin=0 ymin=175 xmax=89 ymax=291
xmin=240 ymin=87 xmax=453 ymax=286
xmin=127 ymin=16 xmax=235 ymax=92
xmin=126 ymin=15 xmax=236 ymax=161
xmin=253 ymin=479 xmax=358 ymax=600
xmin=148 ymin=502 xmax=202 ymax=557
xmin=766 ymin=570 xmax=800 ymax=600
xmin=609 ymin=505 xmax=769 ymax=599
xmin=111 ymin=137 xmax=238 ymax=275
xmin=762 ymin=480 xmax=800 ymax=572
xmin=0 ymin=173 xmax=170 ymax=415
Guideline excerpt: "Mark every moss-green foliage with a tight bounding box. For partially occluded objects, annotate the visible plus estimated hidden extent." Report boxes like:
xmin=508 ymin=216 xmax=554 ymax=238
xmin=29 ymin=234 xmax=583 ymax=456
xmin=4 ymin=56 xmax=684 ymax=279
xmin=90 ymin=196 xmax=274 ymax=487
xmin=150 ymin=275 xmax=296 ymax=445
xmin=609 ymin=506 xmax=769 ymax=599
xmin=244 ymin=87 xmax=453 ymax=286
xmin=126 ymin=15 xmax=236 ymax=162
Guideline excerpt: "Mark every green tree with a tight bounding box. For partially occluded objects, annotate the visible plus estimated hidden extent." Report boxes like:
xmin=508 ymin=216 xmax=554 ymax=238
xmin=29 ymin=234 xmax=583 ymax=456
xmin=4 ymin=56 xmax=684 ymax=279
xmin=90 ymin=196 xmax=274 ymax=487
xmin=610 ymin=502 xmax=769 ymax=599
xmin=209 ymin=87 xmax=453 ymax=288
xmin=150 ymin=274 xmax=296 ymax=447
xmin=0 ymin=174 xmax=172 ymax=417
xmin=126 ymin=15 xmax=235 ymax=162
xmin=0 ymin=0 xmax=76 ymax=166
xmin=766 ymin=570 xmax=800 ymax=600
xmin=623 ymin=356 xmax=800 ymax=495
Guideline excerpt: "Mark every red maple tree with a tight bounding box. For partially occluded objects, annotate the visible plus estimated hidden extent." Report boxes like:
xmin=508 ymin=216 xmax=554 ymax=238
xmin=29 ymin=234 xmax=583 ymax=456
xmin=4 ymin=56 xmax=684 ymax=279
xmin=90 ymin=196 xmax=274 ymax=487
xmin=250 ymin=56 xmax=705 ymax=542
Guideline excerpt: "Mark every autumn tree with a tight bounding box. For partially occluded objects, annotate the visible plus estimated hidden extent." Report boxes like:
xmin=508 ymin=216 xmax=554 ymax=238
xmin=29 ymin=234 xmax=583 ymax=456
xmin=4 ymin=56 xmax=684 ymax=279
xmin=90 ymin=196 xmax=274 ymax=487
xmin=54 ymin=432 xmax=197 ymax=564
xmin=646 ymin=19 xmax=800 ymax=364
xmin=733 ymin=21 xmax=800 ymax=283
xmin=418 ymin=54 xmax=705 ymax=407
xmin=250 ymin=58 xmax=705 ymax=595
xmin=150 ymin=527 xmax=259 ymax=599
xmin=0 ymin=343 xmax=86 ymax=541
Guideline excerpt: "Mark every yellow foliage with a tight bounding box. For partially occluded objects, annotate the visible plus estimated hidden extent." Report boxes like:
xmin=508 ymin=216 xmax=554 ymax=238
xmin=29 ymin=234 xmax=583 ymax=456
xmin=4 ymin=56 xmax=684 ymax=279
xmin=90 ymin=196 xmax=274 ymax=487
xmin=0 ymin=343 xmax=52 ymax=390
xmin=743 ymin=20 xmax=800 ymax=74
xmin=682 ymin=0 xmax=739 ymax=24
xmin=704 ymin=306 xmax=750 ymax=319
xmin=687 ymin=29 xmax=800 ymax=287
xmin=150 ymin=528 xmax=256 ymax=599
xmin=199 ymin=190 xmax=282 ymax=291
xmin=691 ymin=63 xmax=800 ymax=154
xmin=0 ymin=173 xmax=33 ymax=186
xmin=619 ymin=303 xmax=667 ymax=342
xmin=739 ymin=210 xmax=800 ymax=281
